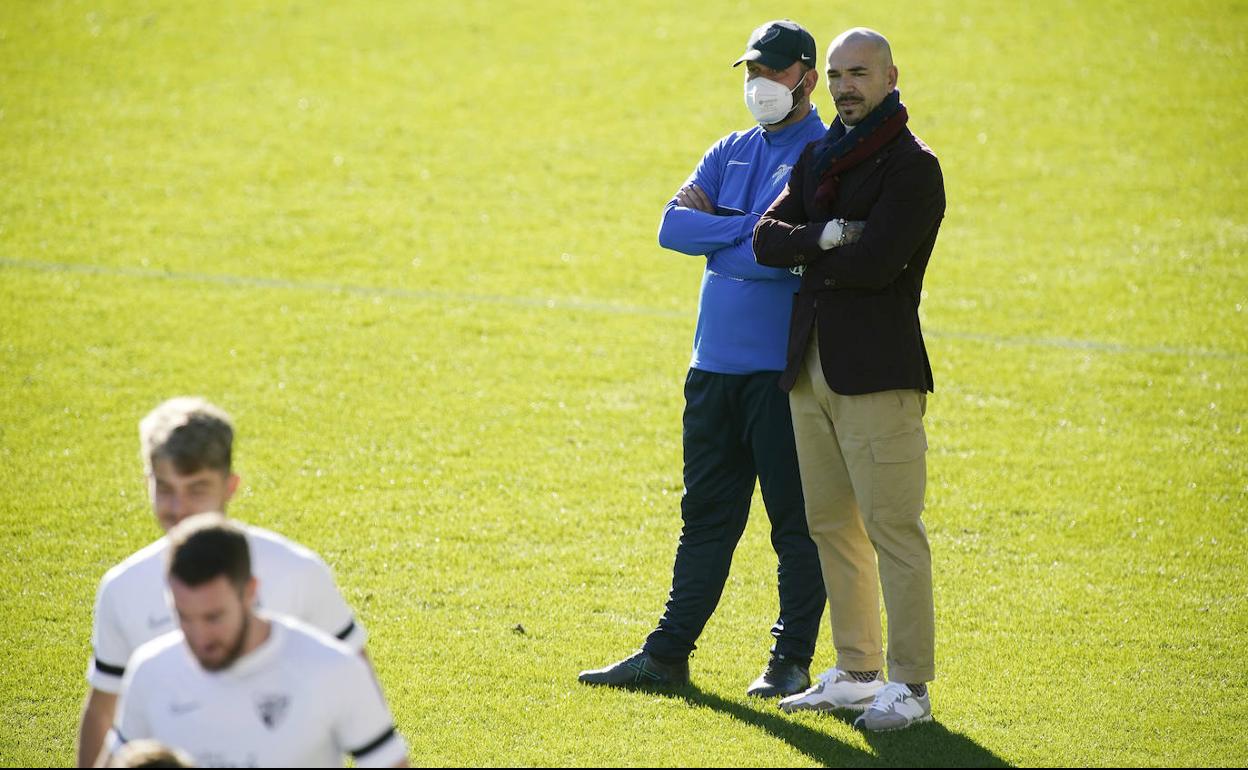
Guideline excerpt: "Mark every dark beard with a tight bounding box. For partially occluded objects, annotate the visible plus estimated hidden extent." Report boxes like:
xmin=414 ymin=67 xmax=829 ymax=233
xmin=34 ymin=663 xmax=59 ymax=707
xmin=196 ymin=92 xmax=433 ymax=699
xmin=202 ymin=611 xmax=251 ymax=672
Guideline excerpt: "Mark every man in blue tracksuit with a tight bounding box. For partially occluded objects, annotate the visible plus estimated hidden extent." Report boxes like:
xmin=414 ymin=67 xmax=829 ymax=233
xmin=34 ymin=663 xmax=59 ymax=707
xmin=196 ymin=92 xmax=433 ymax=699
xmin=580 ymin=20 xmax=833 ymax=697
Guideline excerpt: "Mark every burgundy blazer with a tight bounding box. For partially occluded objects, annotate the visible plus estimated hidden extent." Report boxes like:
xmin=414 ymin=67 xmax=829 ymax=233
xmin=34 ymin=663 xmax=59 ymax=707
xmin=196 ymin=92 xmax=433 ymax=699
xmin=753 ymin=127 xmax=945 ymax=394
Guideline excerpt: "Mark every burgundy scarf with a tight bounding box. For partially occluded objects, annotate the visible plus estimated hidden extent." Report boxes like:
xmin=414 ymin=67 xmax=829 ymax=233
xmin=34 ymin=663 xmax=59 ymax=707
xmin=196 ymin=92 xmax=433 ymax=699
xmin=812 ymin=90 xmax=908 ymax=211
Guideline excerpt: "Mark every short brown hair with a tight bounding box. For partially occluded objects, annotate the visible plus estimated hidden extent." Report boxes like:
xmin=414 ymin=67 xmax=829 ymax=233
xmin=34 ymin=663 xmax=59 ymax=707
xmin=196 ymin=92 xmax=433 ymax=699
xmin=166 ymin=513 xmax=251 ymax=591
xmin=140 ymin=397 xmax=234 ymax=476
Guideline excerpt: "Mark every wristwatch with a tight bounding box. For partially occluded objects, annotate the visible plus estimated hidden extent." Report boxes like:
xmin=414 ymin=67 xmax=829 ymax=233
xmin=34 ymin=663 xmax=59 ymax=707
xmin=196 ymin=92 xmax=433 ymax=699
xmin=819 ymin=218 xmax=846 ymax=250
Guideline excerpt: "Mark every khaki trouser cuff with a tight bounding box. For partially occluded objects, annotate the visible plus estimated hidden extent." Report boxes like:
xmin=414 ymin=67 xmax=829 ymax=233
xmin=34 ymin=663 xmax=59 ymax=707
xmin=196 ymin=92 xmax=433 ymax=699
xmin=887 ymin=664 xmax=935 ymax=684
xmin=836 ymin=654 xmax=886 ymax=674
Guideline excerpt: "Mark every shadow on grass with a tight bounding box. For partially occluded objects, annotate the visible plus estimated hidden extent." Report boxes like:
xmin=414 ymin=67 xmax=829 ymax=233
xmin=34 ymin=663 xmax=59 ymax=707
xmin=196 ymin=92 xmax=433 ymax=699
xmin=659 ymin=685 xmax=1011 ymax=768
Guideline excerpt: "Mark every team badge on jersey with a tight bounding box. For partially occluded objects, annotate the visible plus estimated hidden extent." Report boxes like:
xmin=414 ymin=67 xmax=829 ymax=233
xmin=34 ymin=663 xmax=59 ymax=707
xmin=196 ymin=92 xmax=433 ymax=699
xmin=256 ymin=693 xmax=290 ymax=730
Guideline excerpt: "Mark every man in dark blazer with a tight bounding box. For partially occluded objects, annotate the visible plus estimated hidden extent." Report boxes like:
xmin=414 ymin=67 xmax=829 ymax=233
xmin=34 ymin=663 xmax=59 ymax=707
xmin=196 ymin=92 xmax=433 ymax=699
xmin=752 ymin=27 xmax=945 ymax=731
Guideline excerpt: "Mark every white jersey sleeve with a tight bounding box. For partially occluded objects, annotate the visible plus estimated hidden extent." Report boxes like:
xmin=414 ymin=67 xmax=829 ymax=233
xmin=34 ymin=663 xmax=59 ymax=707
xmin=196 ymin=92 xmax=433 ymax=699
xmin=246 ymin=525 xmax=368 ymax=652
xmin=108 ymin=653 xmax=156 ymax=751
xmin=87 ymin=571 xmax=133 ymax=694
xmin=332 ymin=655 xmax=407 ymax=768
xmin=298 ymin=551 xmax=368 ymax=652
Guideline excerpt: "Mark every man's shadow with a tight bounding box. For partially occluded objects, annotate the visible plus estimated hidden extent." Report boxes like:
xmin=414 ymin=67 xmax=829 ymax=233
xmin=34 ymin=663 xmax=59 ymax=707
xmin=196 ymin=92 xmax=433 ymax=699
xmin=658 ymin=685 xmax=1011 ymax=768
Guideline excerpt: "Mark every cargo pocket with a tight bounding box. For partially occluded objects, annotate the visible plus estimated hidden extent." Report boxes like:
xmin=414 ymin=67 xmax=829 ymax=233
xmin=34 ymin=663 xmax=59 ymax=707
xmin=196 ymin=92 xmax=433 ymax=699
xmin=868 ymin=428 xmax=927 ymax=522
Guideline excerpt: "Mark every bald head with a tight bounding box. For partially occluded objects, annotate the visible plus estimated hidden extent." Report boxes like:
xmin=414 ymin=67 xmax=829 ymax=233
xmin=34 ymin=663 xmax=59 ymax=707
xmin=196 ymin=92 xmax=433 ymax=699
xmin=828 ymin=28 xmax=893 ymax=68
xmin=825 ymin=27 xmax=898 ymax=126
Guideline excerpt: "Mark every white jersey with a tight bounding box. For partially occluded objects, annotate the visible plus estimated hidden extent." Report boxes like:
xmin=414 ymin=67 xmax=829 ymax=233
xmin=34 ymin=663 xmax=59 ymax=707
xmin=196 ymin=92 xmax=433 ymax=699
xmin=110 ymin=614 xmax=406 ymax=768
xmin=88 ymin=522 xmax=367 ymax=693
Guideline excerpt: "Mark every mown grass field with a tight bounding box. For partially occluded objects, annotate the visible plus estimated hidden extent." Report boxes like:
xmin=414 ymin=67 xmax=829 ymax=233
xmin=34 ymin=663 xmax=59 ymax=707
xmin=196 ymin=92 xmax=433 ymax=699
xmin=2 ymin=0 xmax=1245 ymax=766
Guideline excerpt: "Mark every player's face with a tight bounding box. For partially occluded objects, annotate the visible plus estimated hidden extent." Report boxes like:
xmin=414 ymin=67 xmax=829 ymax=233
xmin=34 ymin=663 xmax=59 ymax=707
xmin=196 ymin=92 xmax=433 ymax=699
xmin=169 ymin=574 xmax=256 ymax=671
xmin=826 ymin=38 xmax=897 ymax=126
xmin=148 ymin=458 xmax=239 ymax=532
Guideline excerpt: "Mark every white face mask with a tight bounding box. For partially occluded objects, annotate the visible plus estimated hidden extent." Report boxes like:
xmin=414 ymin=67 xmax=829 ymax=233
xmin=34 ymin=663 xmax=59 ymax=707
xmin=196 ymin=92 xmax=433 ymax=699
xmin=744 ymin=73 xmax=805 ymax=125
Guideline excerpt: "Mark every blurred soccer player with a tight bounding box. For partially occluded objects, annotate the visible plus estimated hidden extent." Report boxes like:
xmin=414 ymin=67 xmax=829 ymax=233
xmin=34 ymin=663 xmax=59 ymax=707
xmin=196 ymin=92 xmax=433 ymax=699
xmin=77 ymin=397 xmax=370 ymax=767
xmin=101 ymin=515 xmax=408 ymax=767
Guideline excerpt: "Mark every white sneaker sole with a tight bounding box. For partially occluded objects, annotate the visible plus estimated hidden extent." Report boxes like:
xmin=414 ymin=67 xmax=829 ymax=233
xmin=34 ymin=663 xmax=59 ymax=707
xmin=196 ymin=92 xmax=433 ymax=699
xmin=855 ymin=713 xmax=933 ymax=731
xmin=779 ymin=698 xmax=873 ymax=714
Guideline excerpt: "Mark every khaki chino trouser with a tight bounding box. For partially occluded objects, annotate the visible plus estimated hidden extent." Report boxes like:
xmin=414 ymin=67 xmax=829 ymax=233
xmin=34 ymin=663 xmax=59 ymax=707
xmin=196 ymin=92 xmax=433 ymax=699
xmin=789 ymin=329 xmax=935 ymax=683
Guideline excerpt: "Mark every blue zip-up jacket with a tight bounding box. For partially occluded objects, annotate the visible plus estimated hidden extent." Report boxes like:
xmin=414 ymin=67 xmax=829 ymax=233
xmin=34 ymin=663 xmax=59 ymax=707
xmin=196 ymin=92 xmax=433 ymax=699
xmin=659 ymin=107 xmax=826 ymax=375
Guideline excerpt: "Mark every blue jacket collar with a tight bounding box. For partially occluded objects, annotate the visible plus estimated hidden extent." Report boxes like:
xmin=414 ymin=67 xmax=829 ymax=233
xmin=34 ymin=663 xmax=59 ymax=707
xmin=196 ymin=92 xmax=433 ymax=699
xmin=759 ymin=106 xmax=822 ymax=146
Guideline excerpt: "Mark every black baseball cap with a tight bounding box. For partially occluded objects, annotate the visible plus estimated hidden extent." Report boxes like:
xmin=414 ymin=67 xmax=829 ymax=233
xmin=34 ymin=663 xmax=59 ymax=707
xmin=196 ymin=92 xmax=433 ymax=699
xmin=732 ymin=20 xmax=817 ymax=70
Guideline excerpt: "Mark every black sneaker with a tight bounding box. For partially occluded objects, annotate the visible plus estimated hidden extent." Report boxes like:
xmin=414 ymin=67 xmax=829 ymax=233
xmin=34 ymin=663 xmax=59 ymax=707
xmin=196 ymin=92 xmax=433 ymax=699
xmin=578 ymin=651 xmax=691 ymax=687
xmin=746 ymin=654 xmax=811 ymax=698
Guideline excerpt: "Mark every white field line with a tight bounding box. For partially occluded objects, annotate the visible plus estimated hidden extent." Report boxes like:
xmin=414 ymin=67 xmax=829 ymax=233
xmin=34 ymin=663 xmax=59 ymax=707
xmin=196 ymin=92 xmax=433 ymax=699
xmin=2 ymin=257 xmax=1244 ymax=361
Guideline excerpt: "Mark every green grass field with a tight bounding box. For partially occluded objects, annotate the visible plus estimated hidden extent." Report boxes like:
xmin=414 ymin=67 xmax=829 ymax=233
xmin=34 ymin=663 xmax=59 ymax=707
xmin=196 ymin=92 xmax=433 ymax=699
xmin=2 ymin=0 xmax=1246 ymax=766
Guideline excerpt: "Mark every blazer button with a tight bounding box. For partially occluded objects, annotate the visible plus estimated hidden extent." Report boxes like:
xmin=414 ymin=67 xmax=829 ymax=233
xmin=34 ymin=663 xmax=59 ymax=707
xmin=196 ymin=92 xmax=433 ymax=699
xmin=823 ymin=278 xmax=834 ymax=287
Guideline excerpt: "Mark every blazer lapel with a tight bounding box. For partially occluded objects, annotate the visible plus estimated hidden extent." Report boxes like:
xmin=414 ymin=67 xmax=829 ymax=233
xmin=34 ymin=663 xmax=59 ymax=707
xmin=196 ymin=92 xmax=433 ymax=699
xmin=835 ymin=156 xmax=887 ymax=213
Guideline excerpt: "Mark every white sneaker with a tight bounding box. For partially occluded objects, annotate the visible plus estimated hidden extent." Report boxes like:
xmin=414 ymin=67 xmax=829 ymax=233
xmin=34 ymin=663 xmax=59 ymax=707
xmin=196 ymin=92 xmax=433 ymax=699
xmin=777 ymin=667 xmax=885 ymax=713
xmin=853 ymin=682 xmax=932 ymax=731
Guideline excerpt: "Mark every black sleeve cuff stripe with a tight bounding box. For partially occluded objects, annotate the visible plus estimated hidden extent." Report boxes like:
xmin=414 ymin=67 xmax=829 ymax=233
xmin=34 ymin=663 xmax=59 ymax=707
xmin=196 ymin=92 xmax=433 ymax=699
xmin=96 ymin=658 xmax=126 ymax=677
xmin=335 ymin=619 xmax=357 ymax=640
xmin=349 ymin=726 xmax=397 ymax=758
